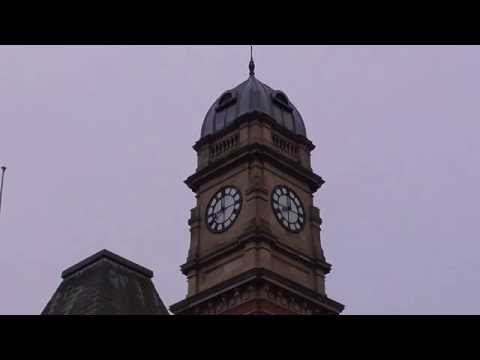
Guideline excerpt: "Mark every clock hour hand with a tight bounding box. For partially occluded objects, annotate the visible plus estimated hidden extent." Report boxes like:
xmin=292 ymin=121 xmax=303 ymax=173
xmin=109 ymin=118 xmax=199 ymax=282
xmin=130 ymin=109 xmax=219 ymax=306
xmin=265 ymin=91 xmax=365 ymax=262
xmin=213 ymin=204 xmax=228 ymax=221
xmin=213 ymin=208 xmax=223 ymax=220
xmin=281 ymin=197 xmax=291 ymax=212
xmin=217 ymin=204 xmax=235 ymax=220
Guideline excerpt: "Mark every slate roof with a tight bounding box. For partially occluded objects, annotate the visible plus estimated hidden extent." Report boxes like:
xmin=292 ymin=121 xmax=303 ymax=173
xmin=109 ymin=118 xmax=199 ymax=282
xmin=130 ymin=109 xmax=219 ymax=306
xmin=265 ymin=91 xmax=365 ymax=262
xmin=42 ymin=249 xmax=169 ymax=315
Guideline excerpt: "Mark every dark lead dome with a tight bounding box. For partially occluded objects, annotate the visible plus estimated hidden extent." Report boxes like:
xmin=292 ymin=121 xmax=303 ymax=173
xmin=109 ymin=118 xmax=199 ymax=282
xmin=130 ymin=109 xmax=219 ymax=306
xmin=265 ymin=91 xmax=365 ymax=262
xmin=201 ymin=75 xmax=307 ymax=139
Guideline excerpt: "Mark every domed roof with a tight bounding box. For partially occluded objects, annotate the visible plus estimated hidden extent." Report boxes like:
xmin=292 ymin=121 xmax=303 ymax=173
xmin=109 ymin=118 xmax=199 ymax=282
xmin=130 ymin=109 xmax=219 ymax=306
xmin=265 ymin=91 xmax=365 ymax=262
xmin=201 ymin=71 xmax=307 ymax=139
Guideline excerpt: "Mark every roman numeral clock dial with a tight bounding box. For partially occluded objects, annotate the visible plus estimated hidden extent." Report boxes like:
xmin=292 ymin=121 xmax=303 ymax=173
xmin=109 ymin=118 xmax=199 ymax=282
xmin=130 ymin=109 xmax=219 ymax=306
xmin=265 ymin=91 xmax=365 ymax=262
xmin=206 ymin=186 xmax=242 ymax=233
xmin=272 ymin=186 xmax=305 ymax=232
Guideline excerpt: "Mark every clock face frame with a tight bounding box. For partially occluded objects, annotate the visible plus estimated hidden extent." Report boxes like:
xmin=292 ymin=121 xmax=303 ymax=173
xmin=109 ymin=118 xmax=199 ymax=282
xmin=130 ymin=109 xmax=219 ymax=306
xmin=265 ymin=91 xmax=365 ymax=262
xmin=206 ymin=186 xmax=242 ymax=233
xmin=271 ymin=185 xmax=305 ymax=233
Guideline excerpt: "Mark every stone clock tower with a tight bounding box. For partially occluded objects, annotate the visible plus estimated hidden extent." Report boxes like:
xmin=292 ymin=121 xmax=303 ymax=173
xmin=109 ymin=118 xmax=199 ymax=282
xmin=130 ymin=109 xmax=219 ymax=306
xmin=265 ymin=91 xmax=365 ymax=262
xmin=170 ymin=58 xmax=344 ymax=315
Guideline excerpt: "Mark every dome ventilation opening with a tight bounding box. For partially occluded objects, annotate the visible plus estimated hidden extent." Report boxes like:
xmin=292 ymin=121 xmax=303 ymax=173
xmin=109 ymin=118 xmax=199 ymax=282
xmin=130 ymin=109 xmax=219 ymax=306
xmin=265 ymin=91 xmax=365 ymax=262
xmin=215 ymin=92 xmax=237 ymax=112
xmin=272 ymin=91 xmax=293 ymax=112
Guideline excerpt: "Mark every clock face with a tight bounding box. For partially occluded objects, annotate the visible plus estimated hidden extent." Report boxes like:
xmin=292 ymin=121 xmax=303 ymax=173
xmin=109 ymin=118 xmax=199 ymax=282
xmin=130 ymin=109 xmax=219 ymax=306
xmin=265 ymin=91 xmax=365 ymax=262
xmin=272 ymin=186 xmax=305 ymax=232
xmin=206 ymin=186 xmax=242 ymax=233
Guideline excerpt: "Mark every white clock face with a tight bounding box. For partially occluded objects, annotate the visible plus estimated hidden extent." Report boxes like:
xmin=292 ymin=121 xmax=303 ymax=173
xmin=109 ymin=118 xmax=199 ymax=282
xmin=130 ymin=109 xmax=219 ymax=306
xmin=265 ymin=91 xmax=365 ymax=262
xmin=272 ymin=186 xmax=305 ymax=232
xmin=206 ymin=186 xmax=242 ymax=233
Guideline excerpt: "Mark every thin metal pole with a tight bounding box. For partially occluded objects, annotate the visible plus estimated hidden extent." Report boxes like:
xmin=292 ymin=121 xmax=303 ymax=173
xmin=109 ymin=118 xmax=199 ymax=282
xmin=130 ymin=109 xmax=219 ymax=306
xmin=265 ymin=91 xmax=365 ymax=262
xmin=0 ymin=166 xmax=6 ymax=215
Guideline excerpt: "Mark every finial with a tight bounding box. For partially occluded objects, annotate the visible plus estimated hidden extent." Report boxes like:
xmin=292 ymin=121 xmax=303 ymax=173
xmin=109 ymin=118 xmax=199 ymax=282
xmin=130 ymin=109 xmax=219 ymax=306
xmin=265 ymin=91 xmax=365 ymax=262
xmin=249 ymin=45 xmax=255 ymax=77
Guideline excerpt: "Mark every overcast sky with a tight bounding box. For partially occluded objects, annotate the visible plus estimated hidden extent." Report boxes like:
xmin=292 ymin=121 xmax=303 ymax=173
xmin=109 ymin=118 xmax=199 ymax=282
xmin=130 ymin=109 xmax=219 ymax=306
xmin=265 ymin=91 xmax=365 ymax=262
xmin=1 ymin=45 xmax=479 ymax=315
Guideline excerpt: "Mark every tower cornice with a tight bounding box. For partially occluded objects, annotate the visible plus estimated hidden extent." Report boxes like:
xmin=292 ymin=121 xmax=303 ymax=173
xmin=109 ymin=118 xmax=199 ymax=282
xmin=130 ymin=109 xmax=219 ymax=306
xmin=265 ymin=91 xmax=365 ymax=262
xmin=194 ymin=111 xmax=315 ymax=152
xmin=185 ymin=142 xmax=325 ymax=193
xmin=181 ymin=227 xmax=332 ymax=276
xmin=170 ymin=268 xmax=344 ymax=315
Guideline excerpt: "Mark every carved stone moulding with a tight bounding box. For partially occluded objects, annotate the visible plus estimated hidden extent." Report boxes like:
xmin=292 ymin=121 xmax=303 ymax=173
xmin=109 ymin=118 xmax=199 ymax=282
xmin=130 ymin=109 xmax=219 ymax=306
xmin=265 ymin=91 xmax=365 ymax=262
xmin=173 ymin=276 xmax=340 ymax=315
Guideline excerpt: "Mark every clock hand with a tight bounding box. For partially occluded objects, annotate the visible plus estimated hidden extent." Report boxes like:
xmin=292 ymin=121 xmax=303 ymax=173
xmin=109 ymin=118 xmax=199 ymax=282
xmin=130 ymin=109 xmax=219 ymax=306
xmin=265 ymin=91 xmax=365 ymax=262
xmin=287 ymin=197 xmax=292 ymax=222
xmin=289 ymin=199 xmax=298 ymax=214
xmin=214 ymin=203 xmax=234 ymax=213
xmin=287 ymin=208 xmax=290 ymax=224
xmin=220 ymin=195 xmax=224 ymax=220
xmin=212 ymin=205 xmax=223 ymax=221
xmin=213 ymin=208 xmax=223 ymax=220
xmin=214 ymin=202 xmax=235 ymax=220
xmin=213 ymin=200 xmax=233 ymax=221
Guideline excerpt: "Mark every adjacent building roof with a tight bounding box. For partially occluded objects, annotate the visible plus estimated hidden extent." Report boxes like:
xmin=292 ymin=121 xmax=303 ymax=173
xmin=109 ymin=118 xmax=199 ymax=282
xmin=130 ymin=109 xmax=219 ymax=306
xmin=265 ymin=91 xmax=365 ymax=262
xmin=42 ymin=249 xmax=169 ymax=315
xmin=201 ymin=74 xmax=307 ymax=139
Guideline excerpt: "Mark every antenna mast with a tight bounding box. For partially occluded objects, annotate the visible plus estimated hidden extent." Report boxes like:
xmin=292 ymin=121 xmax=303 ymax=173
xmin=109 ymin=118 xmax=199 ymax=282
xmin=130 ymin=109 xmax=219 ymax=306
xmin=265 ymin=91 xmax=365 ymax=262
xmin=0 ymin=166 xmax=6 ymax=216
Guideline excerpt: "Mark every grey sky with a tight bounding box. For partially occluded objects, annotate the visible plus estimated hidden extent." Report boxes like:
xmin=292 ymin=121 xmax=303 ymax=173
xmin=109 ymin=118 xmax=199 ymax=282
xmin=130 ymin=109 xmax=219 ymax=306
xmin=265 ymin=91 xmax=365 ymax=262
xmin=1 ymin=45 xmax=479 ymax=314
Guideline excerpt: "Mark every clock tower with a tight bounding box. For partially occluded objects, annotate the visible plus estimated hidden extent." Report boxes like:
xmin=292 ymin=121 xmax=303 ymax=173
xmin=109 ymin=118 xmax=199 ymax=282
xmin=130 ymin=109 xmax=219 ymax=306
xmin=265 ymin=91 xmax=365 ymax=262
xmin=170 ymin=57 xmax=344 ymax=315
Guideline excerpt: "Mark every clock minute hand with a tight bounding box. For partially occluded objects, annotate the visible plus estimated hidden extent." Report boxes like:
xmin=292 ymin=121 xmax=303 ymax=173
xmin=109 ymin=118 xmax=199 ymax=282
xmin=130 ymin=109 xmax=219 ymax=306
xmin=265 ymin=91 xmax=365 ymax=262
xmin=213 ymin=196 xmax=226 ymax=221
xmin=221 ymin=195 xmax=225 ymax=219
xmin=287 ymin=197 xmax=292 ymax=222
xmin=282 ymin=197 xmax=291 ymax=212
xmin=212 ymin=202 xmax=223 ymax=219
xmin=213 ymin=207 xmax=223 ymax=220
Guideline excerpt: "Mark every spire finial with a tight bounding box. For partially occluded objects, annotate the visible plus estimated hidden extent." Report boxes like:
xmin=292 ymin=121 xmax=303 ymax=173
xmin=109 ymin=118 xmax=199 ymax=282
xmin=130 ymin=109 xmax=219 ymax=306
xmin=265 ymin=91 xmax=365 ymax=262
xmin=249 ymin=45 xmax=255 ymax=77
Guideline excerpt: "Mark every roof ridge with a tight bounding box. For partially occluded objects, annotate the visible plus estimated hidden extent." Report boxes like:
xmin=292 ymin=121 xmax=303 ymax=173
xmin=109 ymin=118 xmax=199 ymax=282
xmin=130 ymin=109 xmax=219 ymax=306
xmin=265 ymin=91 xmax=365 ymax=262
xmin=61 ymin=249 xmax=154 ymax=279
